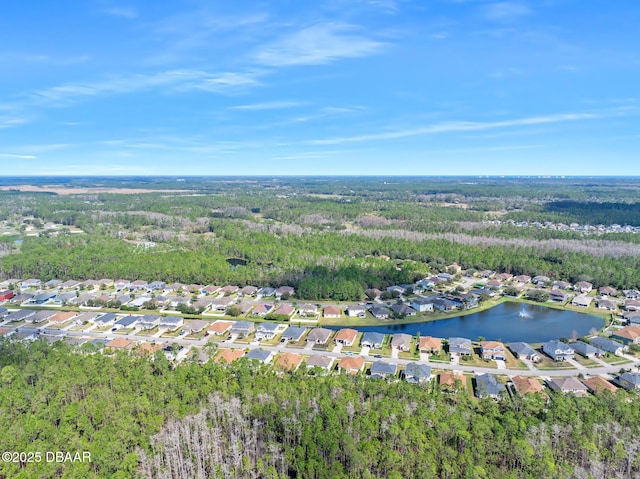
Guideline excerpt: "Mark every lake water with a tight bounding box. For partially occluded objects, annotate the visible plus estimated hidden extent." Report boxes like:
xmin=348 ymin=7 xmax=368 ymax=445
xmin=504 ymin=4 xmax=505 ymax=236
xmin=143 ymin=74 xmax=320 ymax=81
xmin=332 ymin=301 xmax=604 ymax=343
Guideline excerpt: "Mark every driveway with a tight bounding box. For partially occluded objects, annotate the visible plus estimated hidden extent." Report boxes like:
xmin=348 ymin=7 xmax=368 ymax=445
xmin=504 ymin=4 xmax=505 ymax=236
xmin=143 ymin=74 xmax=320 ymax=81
xmin=495 ymin=360 xmax=506 ymax=369
xmin=332 ymin=344 xmax=343 ymax=353
xmin=391 ymin=348 xmax=399 ymax=359
xmin=360 ymin=346 xmax=371 ymax=357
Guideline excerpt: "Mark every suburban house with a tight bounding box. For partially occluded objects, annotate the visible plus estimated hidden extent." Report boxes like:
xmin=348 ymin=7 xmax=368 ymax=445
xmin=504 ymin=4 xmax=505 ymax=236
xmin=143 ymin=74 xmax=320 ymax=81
xmin=256 ymin=287 xmax=276 ymax=298
xmin=252 ymin=303 xmax=274 ymax=316
xmin=306 ymin=328 xmax=333 ymax=345
xmin=583 ymin=376 xmax=618 ymax=395
xmin=361 ymin=332 xmax=385 ymax=349
xmin=431 ymin=298 xmax=457 ymax=312
xmin=569 ymin=340 xmax=604 ymax=358
xmin=105 ymin=337 xmax=135 ymax=351
xmin=0 ymin=290 xmax=15 ymax=302
xmin=599 ymin=286 xmax=617 ymax=297
xmin=571 ymin=295 xmax=593 ymax=307
xmin=513 ymin=275 xmax=531 ymax=285
xmin=550 ymin=291 xmax=570 ymax=303
xmin=45 ymin=311 xmax=76 ymax=324
xmin=475 ymin=373 xmax=505 ymax=399
xmin=281 ymin=326 xmax=307 ymax=343
xmin=114 ymin=280 xmax=131 ymax=291
xmin=496 ymin=273 xmax=513 ymax=282
xmin=589 ymin=336 xmax=626 ymax=355
xmin=346 ymin=305 xmax=367 ymax=318
xmin=410 ymin=297 xmax=435 ymax=312
xmin=532 ymin=275 xmax=550 ymax=286
xmin=275 ymin=286 xmax=295 ymax=298
xmin=337 ymin=356 xmax=365 ymax=375
xmin=480 ymin=341 xmax=506 ymax=361
xmin=27 ymin=292 xmax=56 ymax=305
xmin=147 ymin=281 xmax=166 ymax=292
xmin=5 ymin=310 xmax=36 ymax=323
xmin=183 ymin=320 xmax=208 ymax=334
xmin=275 ymin=352 xmax=303 ymax=372
xmin=160 ymin=316 xmax=184 ymax=330
xmin=419 ymin=336 xmax=442 ymax=354
xmin=297 ymin=303 xmax=318 ymax=317
xmin=94 ymin=313 xmax=117 ymax=327
xmin=230 ymin=321 xmax=255 ymax=336
xmin=306 ymin=355 xmax=335 ymax=372
xmin=207 ymin=321 xmax=232 ymax=336
xmin=220 ymin=285 xmax=239 ymax=296
xmin=369 ymin=360 xmax=397 ymax=379
xmin=552 ymin=281 xmax=572 ymax=290
xmin=625 ymin=300 xmax=640 ymax=311
xmin=215 ymin=349 xmax=246 ymax=364
xmin=546 ymin=377 xmax=589 ymax=396
xmin=542 ymin=340 xmax=575 ymax=361
xmin=390 ymin=333 xmax=412 ymax=351
xmin=61 ymin=280 xmax=81 ymax=290
xmin=611 ymin=325 xmax=640 ymax=345
xmin=364 ymin=288 xmax=382 ymax=299
xmin=370 ymin=306 xmax=391 ymax=319
xmin=448 ymin=337 xmax=472 ymax=356
xmin=613 ymin=372 xmax=640 ymax=391
xmin=240 ymin=285 xmax=258 ymax=296
xmin=334 ymin=328 xmax=358 ymax=347
xmin=597 ymin=299 xmax=617 ymax=311
xmin=323 ymin=305 xmax=342 ymax=318
xmin=439 ymin=371 xmax=465 ymax=390
xmin=138 ymin=315 xmax=161 ymax=330
xmin=130 ymin=280 xmax=148 ymax=291
xmin=20 ymin=278 xmax=42 ymax=290
xmin=623 ymin=311 xmax=640 ymax=325
xmin=113 ymin=315 xmax=138 ymax=330
xmin=403 ymin=363 xmax=431 ymax=384
xmin=511 ymin=376 xmax=546 ymax=396
xmin=390 ymin=303 xmax=417 ymax=316
xmin=255 ymin=322 xmax=280 ymax=341
xmin=245 ymin=349 xmax=274 ymax=364
xmin=575 ymin=281 xmax=593 ymax=293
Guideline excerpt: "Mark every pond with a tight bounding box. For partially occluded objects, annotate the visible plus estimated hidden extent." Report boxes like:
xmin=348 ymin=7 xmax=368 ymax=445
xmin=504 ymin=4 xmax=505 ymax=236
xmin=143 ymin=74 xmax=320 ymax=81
xmin=333 ymin=301 xmax=605 ymax=343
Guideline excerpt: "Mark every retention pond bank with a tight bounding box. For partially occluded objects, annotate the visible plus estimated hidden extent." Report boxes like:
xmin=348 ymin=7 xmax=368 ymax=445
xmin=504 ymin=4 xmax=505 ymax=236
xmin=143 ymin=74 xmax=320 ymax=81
xmin=330 ymin=301 xmax=604 ymax=343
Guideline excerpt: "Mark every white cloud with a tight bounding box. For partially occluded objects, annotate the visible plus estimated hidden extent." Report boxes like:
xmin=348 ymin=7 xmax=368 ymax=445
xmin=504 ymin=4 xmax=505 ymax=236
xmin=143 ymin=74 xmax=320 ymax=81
xmin=310 ymin=112 xmax=601 ymax=145
xmin=482 ymin=2 xmax=531 ymax=22
xmin=0 ymin=153 xmax=37 ymax=159
xmin=254 ymin=23 xmax=386 ymax=66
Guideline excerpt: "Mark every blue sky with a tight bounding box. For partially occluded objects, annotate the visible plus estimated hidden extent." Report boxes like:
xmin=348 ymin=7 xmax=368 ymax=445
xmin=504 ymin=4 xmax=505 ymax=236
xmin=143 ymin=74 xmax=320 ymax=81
xmin=1 ymin=0 xmax=639 ymax=176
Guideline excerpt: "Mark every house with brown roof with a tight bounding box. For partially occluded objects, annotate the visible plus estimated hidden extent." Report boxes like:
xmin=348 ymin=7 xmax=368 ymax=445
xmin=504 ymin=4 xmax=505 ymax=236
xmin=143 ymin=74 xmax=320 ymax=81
xmin=419 ymin=336 xmax=442 ymax=354
xmin=583 ymin=376 xmax=618 ymax=395
xmin=323 ymin=305 xmax=342 ymax=318
xmin=275 ymin=352 xmax=303 ymax=371
xmin=480 ymin=341 xmax=506 ymax=360
xmin=334 ymin=328 xmax=358 ymax=346
xmin=208 ymin=320 xmax=234 ymax=335
xmin=575 ymin=281 xmax=593 ymax=293
xmin=106 ymin=337 xmax=135 ymax=350
xmin=513 ymin=275 xmax=531 ymax=284
xmin=214 ymin=349 xmax=246 ymax=364
xmin=135 ymin=342 xmax=164 ymax=357
xmin=611 ymin=325 xmax=640 ymax=345
xmin=511 ymin=376 xmax=546 ymax=396
xmin=337 ymin=356 xmax=365 ymax=375
xmin=252 ymin=303 xmax=274 ymax=316
xmin=221 ymin=285 xmax=239 ymax=296
xmin=439 ymin=371 xmax=465 ymax=390
xmin=598 ymin=286 xmax=617 ymax=297
xmin=48 ymin=311 xmax=78 ymax=324
xmin=272 ymin=304 xmax=295 ymax=317
xmin=597 ymin=299 xmax=617 ymax=311
xmin=571 ymin=295 xmax=593 ymax=307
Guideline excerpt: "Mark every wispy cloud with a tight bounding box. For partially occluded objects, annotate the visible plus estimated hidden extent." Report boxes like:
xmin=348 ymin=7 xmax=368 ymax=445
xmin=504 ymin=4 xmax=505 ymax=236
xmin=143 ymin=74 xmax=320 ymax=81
xmin=482 ymin=2 xmax=531 ymax=22
xmin=0 ymin=116 xmax=30 ymax=129
xmin=29 ymin=69 xmax=264 ymax=106
xmin=254 ymin=23 xmax=386 ymax=66
xmin=230 ymin=100 xmax=308 ymax=111
xmin=0 ymin=153 xmax=37 ymax=159
xmin=310 ymin=112 xmax=601 ymax=145
xmin=103 ymin=6 xmax=138 ymax=19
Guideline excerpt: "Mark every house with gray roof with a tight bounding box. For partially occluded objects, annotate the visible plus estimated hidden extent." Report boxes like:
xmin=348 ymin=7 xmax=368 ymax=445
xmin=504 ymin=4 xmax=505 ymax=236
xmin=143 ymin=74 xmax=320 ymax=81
xmin=390 ymin=333 xmax=412 ymax=351
xmin=614 ymin=372 xmax=640 ymax=391
xmin=448 ymin=337 xmax=472 ymax=356
xmin=542 ymin=340 xmax=574 ymax=361
xmin=245 ymin=348 xmax=273 ymax=364
xmin=589 ymin=336 xmax=626 ymax=355
xmin=281 ymin=326 xmax=307 ymax=343
xmin=138 ymin=315 xmax=161 ymax=330
xmin=404 ymin=363 xmax=432 ymax=384
xmin=306 ymin=355 xmax=335 ymax=372
xmin=361 ymin=332 xmax=385 ymax=349
xmin=572 ymin=295 xmax=593 ymax=308
xmin=370 ymin=306 xmax=391 ymax=319
xmin=306 ymin=328 xmax=333 ymax=345
xmin=390 ymin=303 xmax=417 ymax=317
xmin=94 ymin=313 xmax=117 ymax=326
xmin=113 ymin=315 xmax=138 ymax=329
xmin=160 ymin=316 xmax=184 ymax=330
xmin=369 ymin=360 xmax=398 ymax=379
xmin=255 ymin=322 xmax=280 ymax=341
xmin=230 ymin=321 xmax=255 ymax=336
xmin=346 ymin=305 xmax=367 ymax=318
xmin=410 ymin=297 xmax=435 ymax=312
xmin=475 ymin=373 xmax=505 ymax=399
xmin=546 ymin=377 xmax=588 ymax=396
xmin=569 ymin=340 xmax=604 ymax=358
xmin=27 ymin=291 xmax=56 ymax=305
xmin=5 ymin=310 xmax=36 ymax=323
